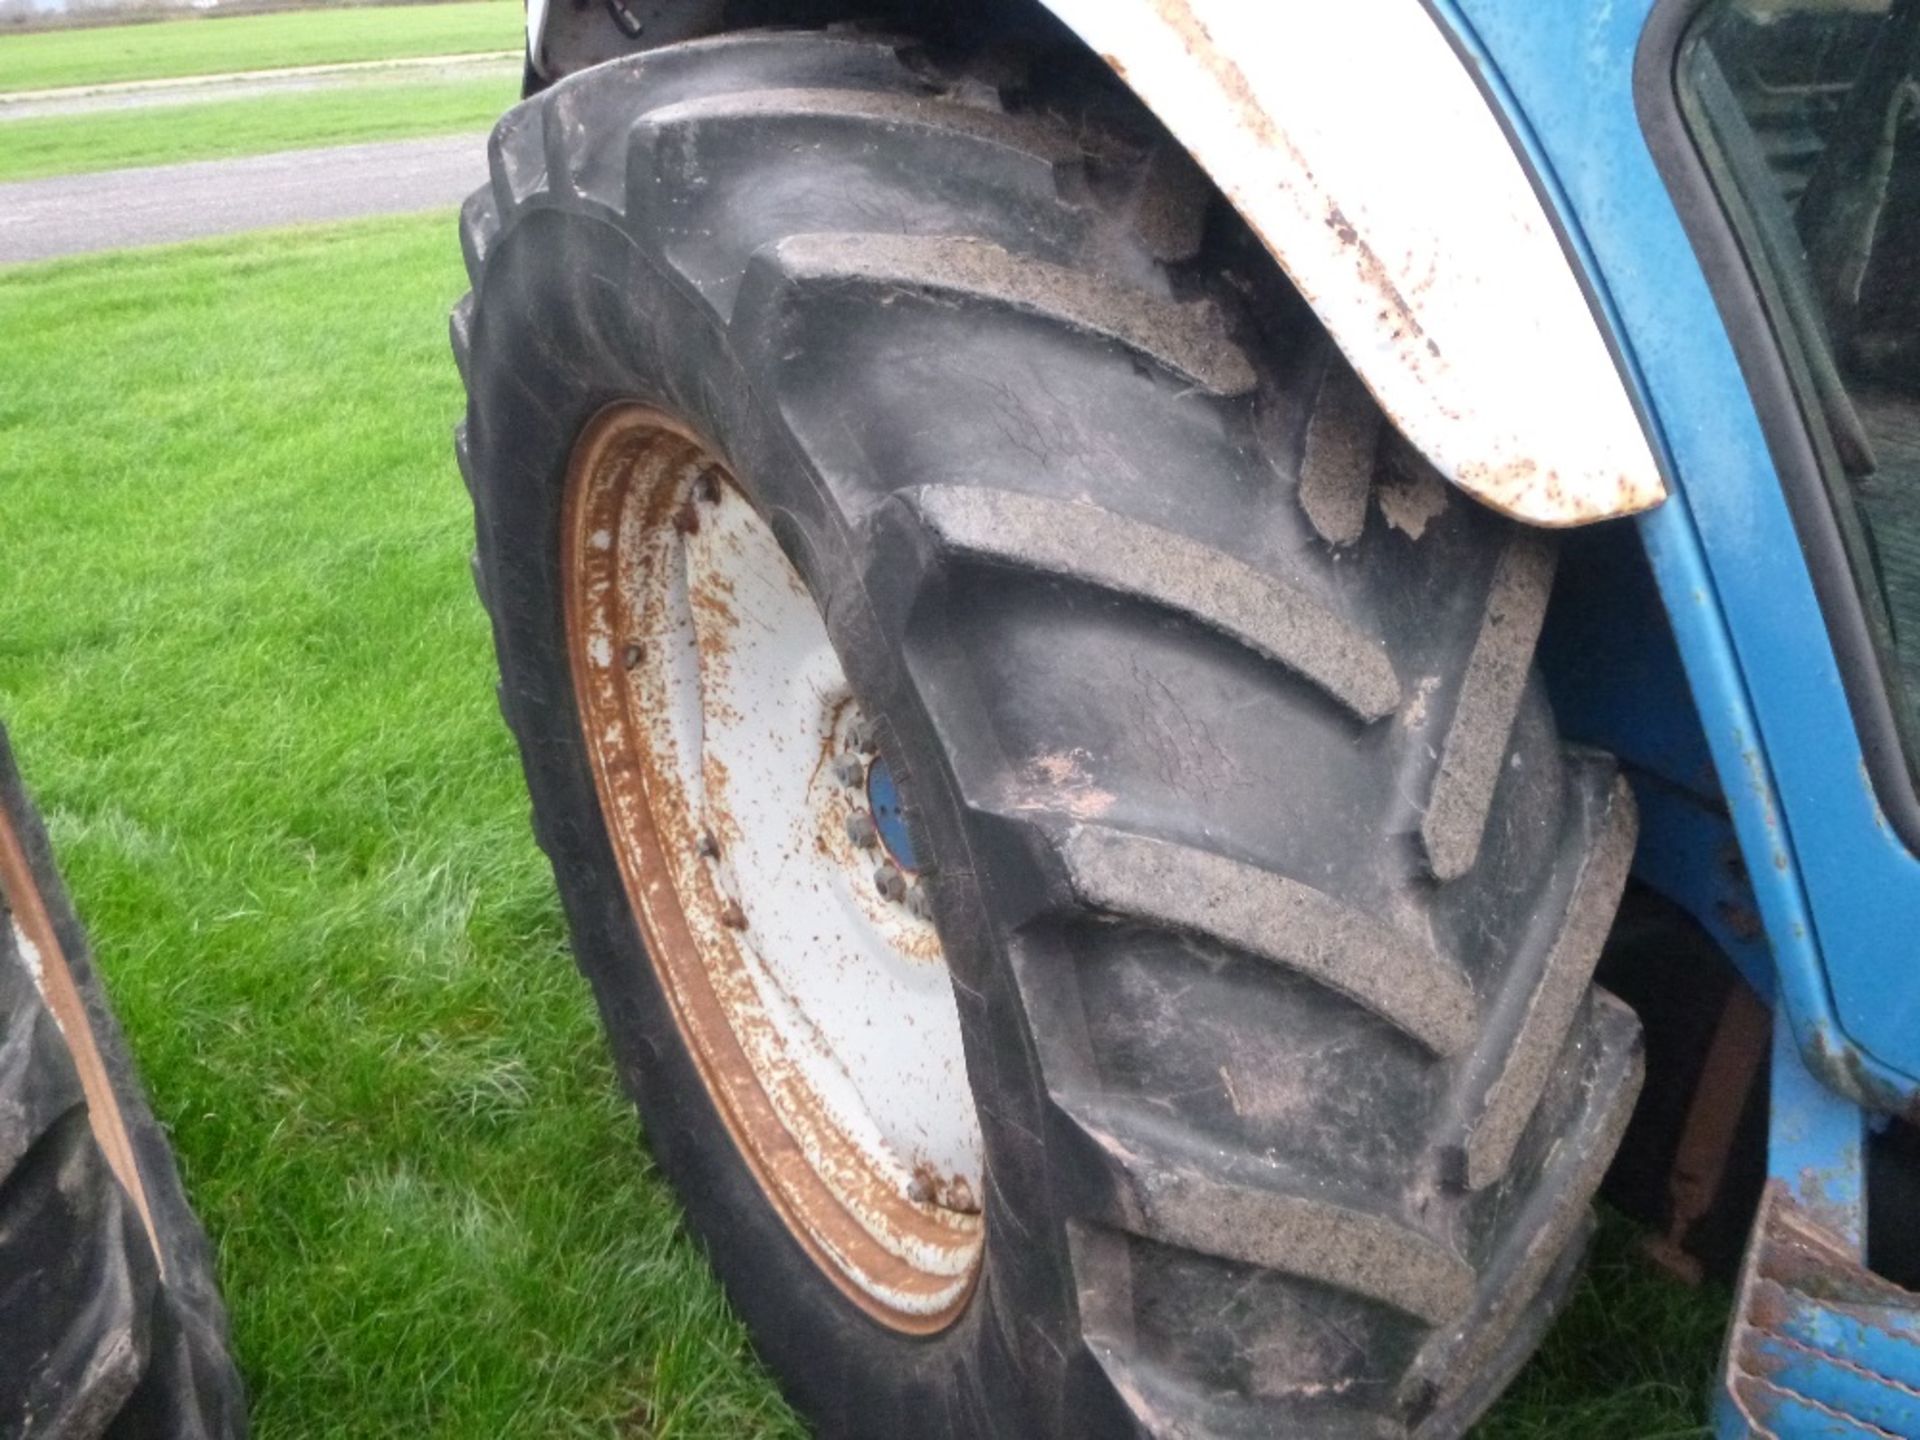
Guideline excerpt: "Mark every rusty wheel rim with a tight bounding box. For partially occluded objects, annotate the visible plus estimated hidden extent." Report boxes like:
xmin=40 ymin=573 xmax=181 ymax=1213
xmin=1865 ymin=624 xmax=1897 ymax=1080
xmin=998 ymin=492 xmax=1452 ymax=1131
xmin=563 ymin=405 xmax=984 ymax=1332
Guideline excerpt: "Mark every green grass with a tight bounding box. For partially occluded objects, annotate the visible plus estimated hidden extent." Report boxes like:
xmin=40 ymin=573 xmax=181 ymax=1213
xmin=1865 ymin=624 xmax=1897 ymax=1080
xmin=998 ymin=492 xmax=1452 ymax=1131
xmin=0 ymin=214 xmax=1726 ymax=1436
xmin=0 ymin=215 xmax=805 ymax=1439
xmin=0 ymin=71 xmax=513 ymax=182
xmin=1480 ymin=1210 xmax=1727 ymax=1440
xmin=0 ymin=1 xmax=518 ymax=94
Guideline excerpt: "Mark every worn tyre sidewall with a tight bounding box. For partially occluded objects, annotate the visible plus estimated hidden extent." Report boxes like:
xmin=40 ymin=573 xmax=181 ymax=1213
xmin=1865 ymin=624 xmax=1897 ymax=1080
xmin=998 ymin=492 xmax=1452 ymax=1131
xmin=466 ymin=205 xmax=1090 ymax=1439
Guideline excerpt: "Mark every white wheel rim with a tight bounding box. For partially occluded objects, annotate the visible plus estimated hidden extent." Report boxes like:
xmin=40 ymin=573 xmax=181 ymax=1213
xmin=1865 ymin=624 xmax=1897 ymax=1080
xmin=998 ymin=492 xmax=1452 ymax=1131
xmin=564 ymin=405 xmax=984 ymax=1329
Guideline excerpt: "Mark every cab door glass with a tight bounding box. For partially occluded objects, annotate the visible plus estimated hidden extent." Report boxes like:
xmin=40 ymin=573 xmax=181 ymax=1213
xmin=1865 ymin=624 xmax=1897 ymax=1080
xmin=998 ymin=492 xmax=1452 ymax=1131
xmin=1680 ymin=0 xmax=1920 ymax=764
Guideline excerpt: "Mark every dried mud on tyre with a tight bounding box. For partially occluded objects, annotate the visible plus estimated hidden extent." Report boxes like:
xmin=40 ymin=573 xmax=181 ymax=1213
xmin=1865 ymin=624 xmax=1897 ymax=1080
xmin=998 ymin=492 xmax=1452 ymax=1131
xmin=455 ymin=29 xmax=1643 ymax=1440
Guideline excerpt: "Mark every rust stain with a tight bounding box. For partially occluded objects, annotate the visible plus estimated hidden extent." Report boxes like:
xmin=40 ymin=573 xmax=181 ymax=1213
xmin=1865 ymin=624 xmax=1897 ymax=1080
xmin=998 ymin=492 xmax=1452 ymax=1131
xmin=1809 ymin=1024 xmax=1920 ymax=1130
xmin=1323 ymin=200 xmax=1436 ymax=357
xmin=1146 ymin=0 xmax=1439 ymax=373
xmin=812 ymin=740 xmax=945 ymax=966
xmin=909 ymin=1160 xmax=982 ymax=1216
xmin=0 ymin=799 xmax=164 ymax=1272
xmin=562 ymin=405 xmax=982 ymax=1334
xmin=1136 ymin=0 xmax=1615 ymax=530
xmin=1097 ymin=1 xmax=1670 ymax=528
xmin=1641 ymin=983 xmax=1768 ymax=1285
xmin=1716 ymin=900 xmax=1765 ymax=943
xmin=1723 ymin=1181 xmax=1920 ymax=1436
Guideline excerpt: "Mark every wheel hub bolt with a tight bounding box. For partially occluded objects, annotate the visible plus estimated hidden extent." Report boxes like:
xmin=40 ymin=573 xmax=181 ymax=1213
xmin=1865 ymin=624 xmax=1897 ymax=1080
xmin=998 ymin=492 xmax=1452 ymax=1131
xmin=905 ymin=882 xmax=933 ymax=921
xmin=873 ymin=863 xmax=907 ymax=902
xmin=845 ymin=812 xmax=879 ymax=849
xmin=831 ymin=753 xmax=866 ymax=788
xmin=622 ymin=642 xmax=644 ymax=670
xmin=845 ymin=716 xmax=876 ymax=753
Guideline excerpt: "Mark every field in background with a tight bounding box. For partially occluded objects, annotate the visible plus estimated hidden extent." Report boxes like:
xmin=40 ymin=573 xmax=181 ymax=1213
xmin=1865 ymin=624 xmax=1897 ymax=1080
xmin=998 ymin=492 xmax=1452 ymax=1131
xmin=0 ymin=68 xmax=512 ymax=180
xmin=0 ymin=0 xmax=517 ymax=92
xmin=0 ymin=214 xmax=1728 ymax=1436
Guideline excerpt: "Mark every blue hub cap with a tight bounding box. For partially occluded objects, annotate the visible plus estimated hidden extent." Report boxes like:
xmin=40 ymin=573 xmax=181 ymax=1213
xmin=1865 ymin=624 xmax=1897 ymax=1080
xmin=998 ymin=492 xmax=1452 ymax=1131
xmin=865 ymin=758 xmax=919 ymax=874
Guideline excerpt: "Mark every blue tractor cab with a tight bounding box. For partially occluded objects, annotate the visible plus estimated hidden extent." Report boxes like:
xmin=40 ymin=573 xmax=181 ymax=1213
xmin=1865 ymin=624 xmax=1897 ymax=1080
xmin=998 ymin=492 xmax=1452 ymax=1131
xmin=1456 ymin=0 xmax=1920 ymax=1430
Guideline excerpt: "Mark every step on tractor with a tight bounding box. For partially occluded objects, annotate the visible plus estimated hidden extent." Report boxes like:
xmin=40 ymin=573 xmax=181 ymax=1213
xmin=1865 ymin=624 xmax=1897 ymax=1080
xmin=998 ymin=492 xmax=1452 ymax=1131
xmin=8 ymin=0 xmax=1920 ymax=1436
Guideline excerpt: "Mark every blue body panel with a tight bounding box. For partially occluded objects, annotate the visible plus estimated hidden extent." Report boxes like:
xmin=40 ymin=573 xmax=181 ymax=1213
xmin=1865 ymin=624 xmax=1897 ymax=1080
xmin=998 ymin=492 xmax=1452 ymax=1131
xmin=1420 ymin=3 xmax=1920 ymax=1427
xmin=1438 ymin=0 xmax=1920 ymax=1106
xmin=1540 ymin=528 xmax=1776 ymax=1000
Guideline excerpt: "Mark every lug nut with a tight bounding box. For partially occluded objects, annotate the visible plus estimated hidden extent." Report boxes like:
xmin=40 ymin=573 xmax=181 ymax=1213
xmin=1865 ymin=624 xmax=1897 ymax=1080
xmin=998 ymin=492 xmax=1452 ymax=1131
xmin=845 ymin=812 xmax=879 ymax=849
xmin=622 ymin=642 xmax=645 ymax=670
xmin=831 ymin=753 xmax=866 ymax=788
xmin=942 ymin=1176 xmax=981 ymax=1216
xmin=874 ymin=863 xmax=907 ymax=902
xmin=692 ymin=468 xmax=721 ymax=506
xmin=844 ymin=715 xmax=876 ymax=752
xmin=906 ymin=882 xmax=934 ymax=921
xmin=696 ymin=830 xmax=721 ymax=859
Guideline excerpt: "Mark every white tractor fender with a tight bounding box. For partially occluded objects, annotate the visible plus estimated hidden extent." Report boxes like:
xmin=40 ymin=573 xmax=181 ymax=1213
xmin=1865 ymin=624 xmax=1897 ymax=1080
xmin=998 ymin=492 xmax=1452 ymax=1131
xmin=1039 ymin=0 xmax=1667 ymax=526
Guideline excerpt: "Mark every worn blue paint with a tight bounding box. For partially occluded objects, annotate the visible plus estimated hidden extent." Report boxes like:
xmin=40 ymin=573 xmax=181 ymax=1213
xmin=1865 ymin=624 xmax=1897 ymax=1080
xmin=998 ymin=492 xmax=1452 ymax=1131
xmin=1750 ymin=1301 xmax=1920 ymax=1436
xmin=864 ymin=757 xmax=918 ymax=874
xmin=1719 ymin=1379 xmax=1918 ymax=1440
xmin=1421 ymin=1 xmax=1920 ymax=1428
xmin=1435 ymin=0 xmax=1920 ymax=1106
xmin=1768 ymin=1015 xmax=1866 ymax=1249
xmin=1707 ymin=1033 xmax=1915 ymax=1437
xmin=1723 ymin=1031 xmax=1920 ymax=1439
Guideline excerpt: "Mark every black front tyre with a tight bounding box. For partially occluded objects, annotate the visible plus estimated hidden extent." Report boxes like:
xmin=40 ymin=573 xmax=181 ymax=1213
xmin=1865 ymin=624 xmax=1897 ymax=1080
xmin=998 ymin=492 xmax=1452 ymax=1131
xmin=455 ymin=30 xmax=1644 ymax=1438
xmin=0 ymin=725 xmax=246 ymax=1439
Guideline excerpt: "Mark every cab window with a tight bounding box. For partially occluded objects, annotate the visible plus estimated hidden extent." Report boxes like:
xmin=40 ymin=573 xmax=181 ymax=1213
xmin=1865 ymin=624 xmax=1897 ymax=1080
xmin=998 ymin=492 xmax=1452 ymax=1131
xmin=1680 ymin=0 xmax=1920 ymax=765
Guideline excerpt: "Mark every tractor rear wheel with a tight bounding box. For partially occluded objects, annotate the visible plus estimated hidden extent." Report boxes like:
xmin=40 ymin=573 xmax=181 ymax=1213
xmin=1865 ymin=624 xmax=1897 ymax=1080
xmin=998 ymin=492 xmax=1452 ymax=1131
xmin=454 ymin=31 xmax=1645 ymax=1438
xmin=0 ymin=725 xmax=246 ymax=1438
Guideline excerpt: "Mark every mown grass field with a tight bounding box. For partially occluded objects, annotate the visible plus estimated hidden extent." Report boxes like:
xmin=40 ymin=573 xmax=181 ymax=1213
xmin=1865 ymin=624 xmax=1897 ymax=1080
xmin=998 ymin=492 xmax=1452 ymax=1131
xmin=0 ymin=214 xmax=1727 ymax=1437
xmin=0 ymin=68 xmax=514 ymax=182
xmin=0 ymin=0 xmax=518 ymax=93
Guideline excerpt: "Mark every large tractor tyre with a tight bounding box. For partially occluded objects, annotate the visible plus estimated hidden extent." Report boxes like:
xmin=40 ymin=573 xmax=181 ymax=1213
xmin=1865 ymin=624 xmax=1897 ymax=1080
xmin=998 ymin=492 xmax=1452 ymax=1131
xmin=0 ymin=726 xmax=246 ymax=1439
xmin=454 ymin=31 xmax=1645 ymax=1439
